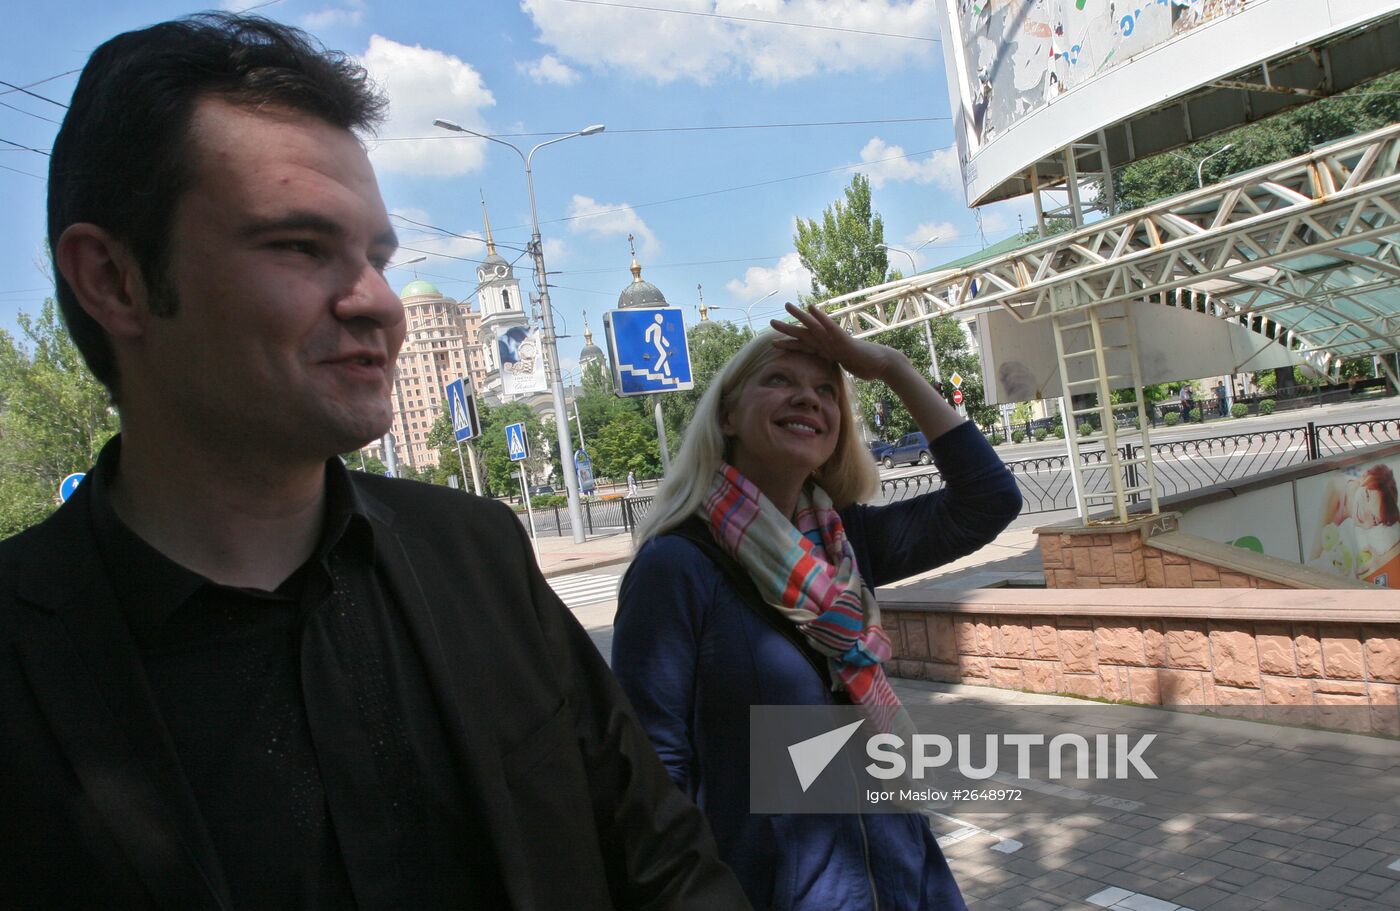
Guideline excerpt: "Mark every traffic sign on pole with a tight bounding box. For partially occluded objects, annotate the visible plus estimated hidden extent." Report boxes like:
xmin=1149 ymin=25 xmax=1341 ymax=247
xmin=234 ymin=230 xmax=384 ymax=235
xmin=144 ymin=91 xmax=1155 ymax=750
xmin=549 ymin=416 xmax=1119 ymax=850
xmin=949 ymin=371 xmax=964 ymax=389
xmin=952 ymin=388 xmax=964 ymax=406
xmin=444 ymin=378 xmax=479 ymax=442
xmin=603 ymin=307 xmax=694 ymax=397
xmin=58 ymin=472 xmax=85 ymax=503
xmin=505 ymin=422 xmax=529 ymax=462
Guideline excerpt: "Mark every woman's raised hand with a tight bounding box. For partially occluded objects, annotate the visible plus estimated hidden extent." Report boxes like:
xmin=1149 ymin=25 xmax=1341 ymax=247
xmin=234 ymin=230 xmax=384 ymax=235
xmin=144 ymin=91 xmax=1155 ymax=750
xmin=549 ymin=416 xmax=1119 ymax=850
xmin=768 ymin=302 xmax=905 ymax=383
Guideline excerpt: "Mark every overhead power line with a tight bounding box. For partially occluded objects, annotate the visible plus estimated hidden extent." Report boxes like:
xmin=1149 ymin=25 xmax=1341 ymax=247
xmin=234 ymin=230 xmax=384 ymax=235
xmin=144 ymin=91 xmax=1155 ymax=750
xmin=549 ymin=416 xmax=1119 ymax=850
xmin=0 ymin=79 xmax=68 ymax=109
xmin=0 ymin=99 xmax=62 ymax=125
xmin=553 ymin=0 xmax=940 ymax=43
xmin=0 ymin=68 xmax=81 ymax=97
xmin=0 ymin=163 xmax=44 ymax=180
xmin=374 ymin=115 xmax=949 ymax=142
xmin=0 ymin=136 xmax=50 ymax=156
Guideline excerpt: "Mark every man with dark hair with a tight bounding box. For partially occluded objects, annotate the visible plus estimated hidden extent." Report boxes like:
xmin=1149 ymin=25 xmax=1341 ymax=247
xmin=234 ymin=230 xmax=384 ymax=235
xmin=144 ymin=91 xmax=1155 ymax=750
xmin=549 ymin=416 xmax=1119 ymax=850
xmin=1 ymin=14 xmax=749 ymax=910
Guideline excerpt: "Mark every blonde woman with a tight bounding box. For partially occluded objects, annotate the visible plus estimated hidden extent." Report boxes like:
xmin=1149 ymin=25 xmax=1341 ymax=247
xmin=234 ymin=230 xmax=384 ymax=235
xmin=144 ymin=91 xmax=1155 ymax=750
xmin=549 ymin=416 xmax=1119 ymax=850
xmin=613 ymin=303 xmax=1022 ymax=911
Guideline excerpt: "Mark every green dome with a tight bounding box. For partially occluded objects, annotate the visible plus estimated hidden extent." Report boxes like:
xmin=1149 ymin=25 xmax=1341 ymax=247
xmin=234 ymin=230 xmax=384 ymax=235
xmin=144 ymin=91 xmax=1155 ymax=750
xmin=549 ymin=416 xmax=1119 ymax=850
xmin=399 ymin=279 xmax=441 ymax=299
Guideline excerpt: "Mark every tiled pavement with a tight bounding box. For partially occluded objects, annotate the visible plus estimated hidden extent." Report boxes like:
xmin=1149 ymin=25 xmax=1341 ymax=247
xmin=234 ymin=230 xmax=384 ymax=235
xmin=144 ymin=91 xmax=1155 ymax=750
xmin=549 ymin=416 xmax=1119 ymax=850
xmin=553 ymin=527 xmax=1400 ymax=910
xmin=898 ymin=680 xmax=1400 ymax=911
xmin=578 ymin=592 xmax=1400 ymax=910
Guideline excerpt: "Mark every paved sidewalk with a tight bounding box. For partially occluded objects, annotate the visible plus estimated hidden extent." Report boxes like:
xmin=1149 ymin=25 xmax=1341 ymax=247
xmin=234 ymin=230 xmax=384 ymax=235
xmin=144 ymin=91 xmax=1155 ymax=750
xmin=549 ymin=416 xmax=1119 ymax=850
xmin=896 ymin=680 xmax=1400 ymax=911
xmin=534 ymin=529 xmax=635 ymax=578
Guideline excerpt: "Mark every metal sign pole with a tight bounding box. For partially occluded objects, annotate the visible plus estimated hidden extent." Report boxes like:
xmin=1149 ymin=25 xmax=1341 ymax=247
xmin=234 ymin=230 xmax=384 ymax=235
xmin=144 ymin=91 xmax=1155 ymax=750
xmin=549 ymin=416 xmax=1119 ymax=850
xmin=466 ymin=441 xmax=484 ymax=496
xmin=653 ymin=396 xmax=671 ymax=472
xmin=520 ymin=465 xmax=540 ymax=563
xmin=453 ymin=439 xmax=471 ymax=494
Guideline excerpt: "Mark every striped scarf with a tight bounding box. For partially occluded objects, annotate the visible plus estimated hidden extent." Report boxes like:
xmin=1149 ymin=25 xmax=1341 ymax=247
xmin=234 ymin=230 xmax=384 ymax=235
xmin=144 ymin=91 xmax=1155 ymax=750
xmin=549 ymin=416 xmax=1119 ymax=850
xmin=703 ymin=463 xmax=906 ymax=732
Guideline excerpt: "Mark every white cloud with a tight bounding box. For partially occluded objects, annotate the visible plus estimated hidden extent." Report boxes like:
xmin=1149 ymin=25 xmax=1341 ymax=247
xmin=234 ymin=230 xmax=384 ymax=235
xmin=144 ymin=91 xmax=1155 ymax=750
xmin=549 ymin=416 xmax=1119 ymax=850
xmin=359 ymin=36 xmax=496 ymax=177
xmin=300 ymin=1 xmax=365 ymax=30
xmin=542 ymin=237 xmax=571 ymax=263
xmin=904 ymin=222 xmax=960 ymax=247
xmin=520 ymin=0 xmax=938 ymax=85
xmin=886 ymin=221 xmax=961 ymax=270
xmin=725 ymin=252 xmax=812 ymax=313
xmin=978 ymin=196 xmax=1038 ymax=240
xmin=566 ymin=195 xmax=660 ymax=259
xmin=521 ymin=54 xmax=580 ymax=86
xmin=858 ymin=138 xmax=961 ymax=190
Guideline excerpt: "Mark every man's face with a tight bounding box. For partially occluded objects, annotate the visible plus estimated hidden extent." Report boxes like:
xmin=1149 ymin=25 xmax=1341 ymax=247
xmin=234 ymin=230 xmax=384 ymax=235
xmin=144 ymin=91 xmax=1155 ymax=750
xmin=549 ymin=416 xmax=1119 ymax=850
xmin=132 ymin=97 xmax=405 ymax=461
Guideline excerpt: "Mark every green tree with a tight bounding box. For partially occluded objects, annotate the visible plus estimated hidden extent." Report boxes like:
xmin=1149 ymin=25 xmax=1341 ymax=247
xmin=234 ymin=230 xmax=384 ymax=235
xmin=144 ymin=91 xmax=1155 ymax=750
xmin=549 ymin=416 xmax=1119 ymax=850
xmin=0 ymin=300 xmax=119 ymax=537
xmin=575 ymin=360 xmax=648 ymax=467
xmin=341 ymin=449 xmax=389 ymax=476
xmin=793 ymin=173 xmax=889 ymax=303
xmin=1113 ymin=72 xmax=1400 ymax=212
xmin=591 ymin=411 xmax=662 ymax=481
xmin=474 ymin=400 xmax=554 ymax=499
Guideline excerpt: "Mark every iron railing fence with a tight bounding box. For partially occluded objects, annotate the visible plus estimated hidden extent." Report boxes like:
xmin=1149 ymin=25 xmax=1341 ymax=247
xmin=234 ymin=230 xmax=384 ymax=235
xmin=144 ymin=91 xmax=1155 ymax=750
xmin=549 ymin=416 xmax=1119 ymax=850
xmin=877 ymin=419 xmax=1400 ymax=517
xmin=540 ymin=419 xmax=1400 ymax=534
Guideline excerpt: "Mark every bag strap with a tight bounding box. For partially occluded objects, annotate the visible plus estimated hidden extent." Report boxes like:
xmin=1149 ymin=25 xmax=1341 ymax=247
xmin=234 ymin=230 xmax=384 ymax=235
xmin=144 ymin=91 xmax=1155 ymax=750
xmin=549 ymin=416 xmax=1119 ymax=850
xmin=668 ymin=516 xmax=836 ymax=693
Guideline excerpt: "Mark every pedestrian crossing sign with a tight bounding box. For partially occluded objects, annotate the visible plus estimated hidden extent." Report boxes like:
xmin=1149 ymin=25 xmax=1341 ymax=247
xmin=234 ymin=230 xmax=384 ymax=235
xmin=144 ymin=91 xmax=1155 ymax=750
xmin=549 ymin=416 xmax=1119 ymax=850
xmin=444 ymin=378 xmax=479 ymax=442
xmin=505 ymin=422 xmax=529 ymax=462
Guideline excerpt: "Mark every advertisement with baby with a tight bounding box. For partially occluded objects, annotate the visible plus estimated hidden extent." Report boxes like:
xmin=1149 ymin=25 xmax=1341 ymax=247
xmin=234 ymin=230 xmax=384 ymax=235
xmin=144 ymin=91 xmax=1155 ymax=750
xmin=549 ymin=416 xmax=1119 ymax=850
xmin=1304 ymin=457 xmax=1400 ymax=588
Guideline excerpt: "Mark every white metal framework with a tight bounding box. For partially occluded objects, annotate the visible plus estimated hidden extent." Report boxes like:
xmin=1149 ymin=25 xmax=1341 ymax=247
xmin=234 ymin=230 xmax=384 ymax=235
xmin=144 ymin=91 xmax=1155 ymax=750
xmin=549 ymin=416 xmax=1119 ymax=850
xmin=826 ymin=123 xmax=1400 ymax=523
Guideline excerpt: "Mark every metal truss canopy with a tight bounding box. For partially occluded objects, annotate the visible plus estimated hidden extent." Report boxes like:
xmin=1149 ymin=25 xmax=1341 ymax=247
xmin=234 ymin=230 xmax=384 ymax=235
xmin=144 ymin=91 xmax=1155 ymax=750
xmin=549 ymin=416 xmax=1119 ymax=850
xmin=826 ymin=123 xmax=1400 ymax=374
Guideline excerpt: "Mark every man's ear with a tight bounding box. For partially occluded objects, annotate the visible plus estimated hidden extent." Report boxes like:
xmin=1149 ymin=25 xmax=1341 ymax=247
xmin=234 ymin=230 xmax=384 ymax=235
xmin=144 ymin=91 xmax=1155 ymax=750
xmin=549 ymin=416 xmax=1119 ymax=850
xmin=53 ymin=223 xmax=151 ymax=340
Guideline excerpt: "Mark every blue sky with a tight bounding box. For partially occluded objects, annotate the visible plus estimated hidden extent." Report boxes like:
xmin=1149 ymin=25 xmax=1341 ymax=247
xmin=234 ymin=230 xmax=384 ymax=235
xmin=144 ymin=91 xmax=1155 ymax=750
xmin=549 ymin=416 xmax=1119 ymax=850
xmin=1 ymin=0 xmax=1036 ymax=374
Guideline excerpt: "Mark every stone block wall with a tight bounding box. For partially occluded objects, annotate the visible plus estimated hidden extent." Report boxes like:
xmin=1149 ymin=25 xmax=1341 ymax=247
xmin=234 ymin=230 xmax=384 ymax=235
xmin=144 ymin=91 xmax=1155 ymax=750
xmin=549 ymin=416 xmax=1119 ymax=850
xmin=882 ymin=591 xmax=1400 ymax=734
xmin=1037 ymin=513 xmax=1361 ymax=590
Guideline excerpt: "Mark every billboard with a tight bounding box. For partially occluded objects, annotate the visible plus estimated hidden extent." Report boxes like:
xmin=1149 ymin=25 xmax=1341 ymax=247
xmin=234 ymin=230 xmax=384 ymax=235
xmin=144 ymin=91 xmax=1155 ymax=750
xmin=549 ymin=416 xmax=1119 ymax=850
xmin=1176 ymin=447 xmax=1400 ymax=589
xmin=498 ymin=326 xmax=548 ymax=397
xmin=935 ymin=0 xmax=1399 ymax=204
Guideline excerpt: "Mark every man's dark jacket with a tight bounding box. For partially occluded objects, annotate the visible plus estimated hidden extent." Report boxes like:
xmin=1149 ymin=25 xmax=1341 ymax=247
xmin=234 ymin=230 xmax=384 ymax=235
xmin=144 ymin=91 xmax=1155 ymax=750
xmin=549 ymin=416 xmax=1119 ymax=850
xmin=0 ymin=470 xmax=749 ymax=910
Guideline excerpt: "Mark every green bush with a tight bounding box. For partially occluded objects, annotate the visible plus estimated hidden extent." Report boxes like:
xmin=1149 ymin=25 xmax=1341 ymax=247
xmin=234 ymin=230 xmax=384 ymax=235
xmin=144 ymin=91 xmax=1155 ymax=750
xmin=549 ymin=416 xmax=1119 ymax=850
xmin=1053 ymin=426 xmax=1065 ymax=439
xmin=1231 ymin=403 xmax=1249 ymax=419
xmin=1164 ymin=411 xmax=1181 ymax=426
xmin=1258 ymin=399 xmax=1276 ymax=415
xmin=1188 ymin=408 xmax=1202 ymax=422
xmin=1012 ymin=430 xmax=1026 ymax=443
xmin=1078 ymin=422 xmax=1094 ymax=437
xmin=1034 ymin=428 xmax=1048 ymax=442
xmin=988 ymin=433 xmax=1004 ymax=446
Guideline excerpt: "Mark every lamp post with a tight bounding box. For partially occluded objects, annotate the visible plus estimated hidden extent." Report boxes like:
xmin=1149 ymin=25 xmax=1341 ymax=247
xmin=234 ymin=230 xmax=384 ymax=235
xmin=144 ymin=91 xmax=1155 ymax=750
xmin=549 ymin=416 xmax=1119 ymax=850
xmin=876 ymin=239 xmax=943 ymax=384
xmin=745 ymin=289 xmax=779 ymax=333
xmin=434 ymin=118 xmax=604 ymax=544
xmin=1171 ymin=143 xmax=1235 ymax=188
xmin=1196 ymin=143 xmax=1234 ymax=188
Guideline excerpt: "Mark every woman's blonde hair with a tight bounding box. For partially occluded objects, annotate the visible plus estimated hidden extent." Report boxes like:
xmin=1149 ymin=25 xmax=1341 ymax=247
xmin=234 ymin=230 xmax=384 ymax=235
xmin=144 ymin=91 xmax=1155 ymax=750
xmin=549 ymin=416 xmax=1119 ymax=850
xmin=635 ymin=330 xmax=879 ymax=545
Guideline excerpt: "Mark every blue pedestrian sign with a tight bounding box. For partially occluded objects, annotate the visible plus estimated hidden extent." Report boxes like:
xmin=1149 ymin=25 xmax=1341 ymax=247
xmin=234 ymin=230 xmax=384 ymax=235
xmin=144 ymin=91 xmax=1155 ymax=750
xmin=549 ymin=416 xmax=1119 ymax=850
xmin=603 ymin=307 xmax=694 ymax=397
xmin=505 ymin=422 xmax=529 ymax=462
xmin=58 ymin=472 xmax=85 ymax=503
xmin=444 ymin=378 xmax=479 ymax=442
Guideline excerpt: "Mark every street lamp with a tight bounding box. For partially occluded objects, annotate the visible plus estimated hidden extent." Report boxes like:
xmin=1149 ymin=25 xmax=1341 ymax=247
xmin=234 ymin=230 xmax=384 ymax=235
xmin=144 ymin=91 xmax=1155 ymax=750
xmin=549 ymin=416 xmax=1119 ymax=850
xmin=876 ymin=240 xmax=944 ymax=384
xmin=434 ymin=117 xmax=604 ymax=544
xmin=1171 ymin=143 xmax=1235 ymax=188
xmin=745 ymin=289 xmax=779 ymax=332
xmin=1195 ymin=143 xmax=1234 ymax=188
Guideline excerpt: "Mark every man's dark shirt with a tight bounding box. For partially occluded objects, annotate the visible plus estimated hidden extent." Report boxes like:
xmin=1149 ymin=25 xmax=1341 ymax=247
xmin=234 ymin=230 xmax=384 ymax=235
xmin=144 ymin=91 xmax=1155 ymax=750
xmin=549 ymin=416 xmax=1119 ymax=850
xmin=87 ymin=442 xmax=505 ymax=909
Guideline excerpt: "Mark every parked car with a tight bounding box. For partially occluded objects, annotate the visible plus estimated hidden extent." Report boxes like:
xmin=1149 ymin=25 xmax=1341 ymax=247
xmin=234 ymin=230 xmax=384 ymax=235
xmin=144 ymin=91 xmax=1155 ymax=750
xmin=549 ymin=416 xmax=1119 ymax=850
xmin=527 ymin=484 xmax=555 ymax=497
xmin=885 ymin=431 xmax=931 ymax=467
xmin=867 ymin=439 xmax=894 ymax=463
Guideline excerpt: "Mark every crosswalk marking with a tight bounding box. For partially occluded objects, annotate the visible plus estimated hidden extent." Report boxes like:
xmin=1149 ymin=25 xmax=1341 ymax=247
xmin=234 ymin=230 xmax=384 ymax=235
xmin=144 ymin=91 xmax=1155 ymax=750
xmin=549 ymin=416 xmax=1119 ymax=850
xmin=548 ymin=572 xmax=621 ymax=610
